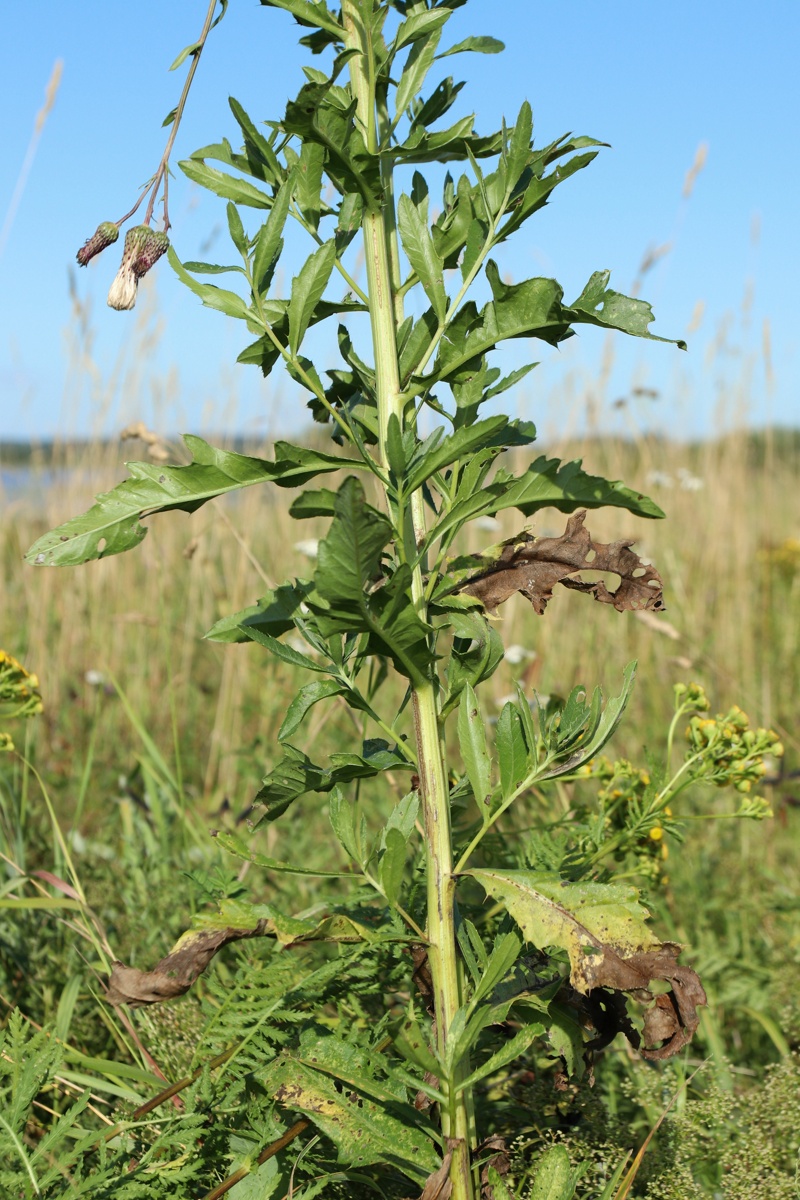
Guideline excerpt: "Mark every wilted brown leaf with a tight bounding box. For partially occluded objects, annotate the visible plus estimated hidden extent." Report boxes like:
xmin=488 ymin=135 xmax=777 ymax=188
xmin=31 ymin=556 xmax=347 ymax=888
xmin=479 ymin=1133 xmax=510 ymax=1198
xmin=106 ymin=921 xmax=270 ymax=1006
xmin=582 ymin=941 xmax=707 ymax=1060
xmin=460 ymin=510 xmax=664 ymax=616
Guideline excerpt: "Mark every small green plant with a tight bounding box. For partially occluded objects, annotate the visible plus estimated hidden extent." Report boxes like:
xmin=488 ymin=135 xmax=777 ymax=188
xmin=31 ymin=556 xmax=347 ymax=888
xmin=24 ymin=2 xmax=766 ymax=1196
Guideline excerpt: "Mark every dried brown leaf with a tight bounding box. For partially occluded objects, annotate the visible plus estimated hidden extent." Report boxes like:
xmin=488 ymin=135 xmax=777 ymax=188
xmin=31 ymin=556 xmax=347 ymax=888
xmin=582 ymin=941 xmax=707 ymax=1060
xmin=460 ymin=510 xmax=664 ymax=616
xmin=106 ymin=921 xmax=269 ymax=1006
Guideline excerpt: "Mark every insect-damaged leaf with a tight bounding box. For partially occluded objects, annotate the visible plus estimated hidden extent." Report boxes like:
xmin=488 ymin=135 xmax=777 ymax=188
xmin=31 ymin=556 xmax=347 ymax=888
xmin=466 ymin=869 xmax=707 ymax=1059
xmin=26 ymin=438 xmax=364 ymax=567
xmin=460 ymin=510 xmax=664 ymax=615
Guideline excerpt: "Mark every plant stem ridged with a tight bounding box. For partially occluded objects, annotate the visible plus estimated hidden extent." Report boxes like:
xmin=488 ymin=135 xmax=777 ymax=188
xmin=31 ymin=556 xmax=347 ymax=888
xmin=342 ymin=5 xmax=475 ymax=1195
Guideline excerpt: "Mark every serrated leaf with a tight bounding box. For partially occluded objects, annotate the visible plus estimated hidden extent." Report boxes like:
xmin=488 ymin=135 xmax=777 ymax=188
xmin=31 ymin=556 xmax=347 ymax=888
xmin=288 ymin=240 xmax=337 ymax=353
xmin=458 ymin=684 xmax=492 ymax=808
xmin=397 ymin=193 xmax=447 ymax=322
xmin=465 ymin=869 xmax=659 ymax=995
xmin=179 ymin=158 xmax=273 ymax=207
xmin=428 ymin=456 xmax=664 ymax=548
xmin=496 ymin=702 xmax=529 ymax=800
xmin=26 ymin=437 xmax=363 ymax=567
xmin=395 ymin=9 xmax=449 ymax=53
xmin=469 ymin=930 xmax=522 ymax=1009
xmin=393 ymin=1013 xmax=441 ymax=1076
xmin=570 ymin=271 xmax=687 ymax=348
xmin=263 ymin=1054 xmax=439 ymax=1179
xmin=229 ymin=95 xmax=284 ymax=183
xmin=243 ymin=626 xmax=329 ymax=673
xmin=315 ymin=477 xmax=392 ymax=604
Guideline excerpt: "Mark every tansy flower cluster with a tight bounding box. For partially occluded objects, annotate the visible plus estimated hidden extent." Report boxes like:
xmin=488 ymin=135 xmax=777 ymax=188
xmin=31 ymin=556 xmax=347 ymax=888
xmin=685 ymin=704 xmax=783 ymax=795
xmin=0 ymin=650 xmax=43 ymax=753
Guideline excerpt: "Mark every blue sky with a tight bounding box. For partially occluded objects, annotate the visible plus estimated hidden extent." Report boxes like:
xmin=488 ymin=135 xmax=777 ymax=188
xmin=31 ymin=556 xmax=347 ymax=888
xmin=1 ymin=1 xmax=797 ymax=442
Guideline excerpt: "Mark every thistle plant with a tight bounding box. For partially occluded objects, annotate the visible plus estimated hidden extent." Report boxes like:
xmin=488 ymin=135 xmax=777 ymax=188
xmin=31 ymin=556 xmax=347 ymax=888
xmin=26 ymin=2 xmax=722 ymax=1196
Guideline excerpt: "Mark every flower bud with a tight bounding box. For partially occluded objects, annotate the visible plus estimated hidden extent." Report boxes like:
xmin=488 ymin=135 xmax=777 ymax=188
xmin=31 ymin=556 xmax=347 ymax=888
xmin=76 ymin=221 xmax=119 ymax=267
xmin=108 ymin=225 xmax=170 ymax=311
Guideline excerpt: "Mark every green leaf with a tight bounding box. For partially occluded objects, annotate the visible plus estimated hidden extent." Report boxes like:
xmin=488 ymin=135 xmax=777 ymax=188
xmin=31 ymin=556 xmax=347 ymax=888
xmin=328 ymin=786 xmax=362 ymax=864
xmin=397 ymin=193 xmax=447 ymax=322
xmin=393 ymin=1012 xmax=441 ymax=1076
xmin=458 ymin=684 xmax=492 ymax=808
xmin=428 ymin=456 xmax=664 ymax=548
xmin=538 ymin=661 xmax=637 ymax=780
xmin=296 ymin=140 xmax=325 ymax=230
xmin=169 ymin=247 xmax=253 ymax=320
xmin=528 ymin=1144 xmax=580 ymax=1200
xmin=288 ymin=240 xmax=337 ymax=353
xmin=252 ymin=173 xmax=294 ymax=292
xmin=213 ymin=830 xmax=353 ymax=877
xmin=379 ymin=827 xmax=407 ymax=905
xmin=505 ymin=100 xmax=533 ymax=193
xmin=469 ymin=931 xmax=522 ymax=1009
xmin=405 ymin=416 xmax=535 ymax=493
xmin=442 ymin=609 xmax=505 ymax=714
xmin=204 ymin=580 xmax=312 ymax=643
xmin=289 ymin=487 xmax=338 ymax=519
xmin=279 ymin=678 xmax=348 ymax=740
xmin=262 ymin=1053 xmax=439 ymax=1180
xmin=169 ymin=41 xmax=200 ymax=71
xmin=465 ymin=869 xmax=659 ymax=995
xmin=309 ymin=482 xmax=430 ymax=679
xmin=259 ymin=0 xmax=343 ymax=37
xmin=570 ymin=271 xmax=688 ymax=348
xmin=395 ymin=9 xmax=449 ymax=53
xmin=315 ymin=477 xmax=392 ymax=605
xmin=438 ymin=35 xmax=505 ymax=58
xmin=395 ymin=27 xmax=442 ymax=119
xmin=179 ymin=158 xmax=272 ymax=207
xmin=226 ymin=201 xmax=247 ymax=256
xmin=457 ymin=1021 xmax=544 ymax=1093
xmin=242 ymin=626 xmax=329 ymax=674
xmin=229 ymin=96 xmax=284 ymax=183
xmin=496 ymin=702 xmax=529 ymax=800
xmin=26 ymin=438 xmax=362 ymax=567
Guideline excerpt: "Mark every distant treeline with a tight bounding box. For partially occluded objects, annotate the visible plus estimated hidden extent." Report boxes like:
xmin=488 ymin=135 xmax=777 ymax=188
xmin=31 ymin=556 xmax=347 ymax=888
xmin=1 ymin=427 xmax=799 ymax=468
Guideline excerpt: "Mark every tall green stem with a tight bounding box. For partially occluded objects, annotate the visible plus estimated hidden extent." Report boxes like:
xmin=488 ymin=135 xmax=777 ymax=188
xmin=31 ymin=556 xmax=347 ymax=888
xmin=342 ymin=6 xmax=474 ymax=1195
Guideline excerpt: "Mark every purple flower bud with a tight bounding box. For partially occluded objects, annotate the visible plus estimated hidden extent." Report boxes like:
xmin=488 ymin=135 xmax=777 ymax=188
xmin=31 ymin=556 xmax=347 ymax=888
xmin=76 ymin=221 xmax=119 ymax=267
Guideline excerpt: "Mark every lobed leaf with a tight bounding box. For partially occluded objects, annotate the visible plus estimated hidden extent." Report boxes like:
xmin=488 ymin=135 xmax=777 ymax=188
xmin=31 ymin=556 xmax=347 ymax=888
xmin=27 ymin=438 xmax=363 ymax=567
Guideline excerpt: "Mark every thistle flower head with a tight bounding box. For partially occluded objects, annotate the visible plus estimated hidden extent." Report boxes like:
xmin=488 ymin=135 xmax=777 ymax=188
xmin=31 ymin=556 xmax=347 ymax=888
xmin=76 ymin=221 xmax=119 ymax=267
xmin=107 ymin=224 xmax=170 ymax=311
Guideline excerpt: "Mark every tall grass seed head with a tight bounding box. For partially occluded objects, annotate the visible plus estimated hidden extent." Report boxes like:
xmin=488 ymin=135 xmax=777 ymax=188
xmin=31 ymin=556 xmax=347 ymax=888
xmin=76 ymin=220 xmax=120 ymax=266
